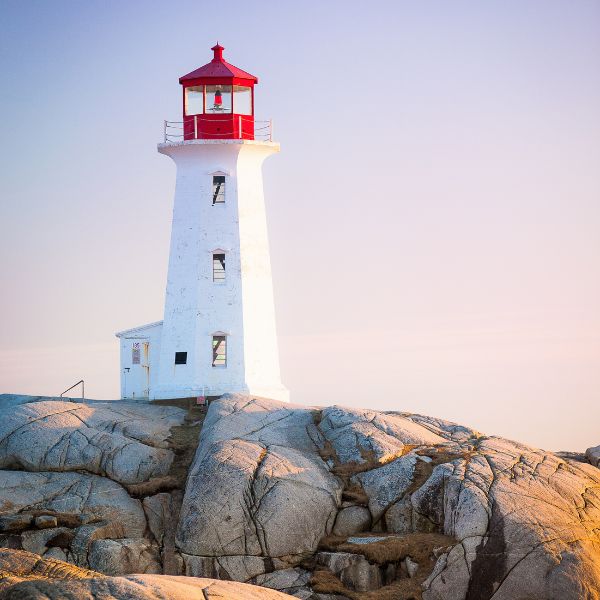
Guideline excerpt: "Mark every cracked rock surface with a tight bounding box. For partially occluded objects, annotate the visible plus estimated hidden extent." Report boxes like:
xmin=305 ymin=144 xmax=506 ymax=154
xmin=318 ymin=406 xmax=445 ymax=464
xmin=177 ymin=395 xmax=600 ymax=599
xmin=0 ymin=396 xmax=199 ymax=587
xmin=0 ymin=548 xmax=295 ymax=599
xmin=1 ymin=393 xmax=599 ymax=599
xmin=0 ymin=470 xmax=146 ymax=537
xmin=0 ymin=400 xmax=185 ymax=484
xmin=421 ymin=437 xmax=600 ymax=600
xmin=177 ymin=395 xmax=342 ymax=564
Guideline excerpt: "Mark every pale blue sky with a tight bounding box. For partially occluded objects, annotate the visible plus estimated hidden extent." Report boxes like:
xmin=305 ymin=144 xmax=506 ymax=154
xmin=1 ymin=0 xmax=599 ymax=450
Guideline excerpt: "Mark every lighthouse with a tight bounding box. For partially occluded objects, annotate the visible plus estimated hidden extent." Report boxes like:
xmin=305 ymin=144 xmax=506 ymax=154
xmin=116 ymin=45 xmax=288 ymax=403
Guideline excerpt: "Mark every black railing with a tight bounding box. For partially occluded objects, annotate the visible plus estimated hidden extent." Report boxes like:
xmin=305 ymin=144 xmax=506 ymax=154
xmin=60 ymin=379 xmax=85 ymax=401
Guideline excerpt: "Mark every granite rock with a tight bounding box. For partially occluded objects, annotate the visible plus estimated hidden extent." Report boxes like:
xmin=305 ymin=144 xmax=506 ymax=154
xmin=0 ymin=400 xmax=185 ymax=485
xmin=0 ymin=470 xmax=146 ymax=538
xmin=88 ymin=538 xmax=162 ymax=575
xmin=2 ymin=393 xmax=600 ymax=600
xmin=178 ymin=395 xmax=600 ymax=599
xmin=316 ymin=551 xmax=382 ymax=592
xmin=585 ymin=444 xmax=600 ymax=467
xmin=177 ymin=395 xmax=342 ymax=563
xmin=353 ymin=454 xmax=418 ymax=521
xmin=332 ymin=506 xmax=371 ymax=537
xmin=319 ymin=406 xmax=445 ymax=465
xmin=0 ymin=548 xmax=295 ymax=599
xmin=421 ymin=437 xmax=600 ymax=599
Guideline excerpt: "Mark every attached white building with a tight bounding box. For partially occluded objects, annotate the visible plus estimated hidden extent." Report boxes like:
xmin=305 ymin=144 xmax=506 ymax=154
xmin=116 ymin=44 xmax=288 ymax=403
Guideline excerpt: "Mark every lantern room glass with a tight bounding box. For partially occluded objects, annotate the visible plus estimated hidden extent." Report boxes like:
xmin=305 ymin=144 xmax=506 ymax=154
xmin=205 ymin=85 xmax=232 ymax=113
xmin=185 ymin=86 xmax=204 ymax=116
xmin=233 ymin=86 xmax=252 ymax=115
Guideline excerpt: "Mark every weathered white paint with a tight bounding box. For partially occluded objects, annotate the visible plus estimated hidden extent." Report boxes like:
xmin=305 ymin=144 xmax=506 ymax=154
xmin=116 ymin=139 xmax=288 ymax=402
xmin=115 ymin=321 xmax=163 ymax=400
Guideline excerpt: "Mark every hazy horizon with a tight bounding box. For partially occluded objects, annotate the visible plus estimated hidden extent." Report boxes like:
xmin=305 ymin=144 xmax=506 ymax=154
xmin=1 ymin=0 xmax=599 ymax=451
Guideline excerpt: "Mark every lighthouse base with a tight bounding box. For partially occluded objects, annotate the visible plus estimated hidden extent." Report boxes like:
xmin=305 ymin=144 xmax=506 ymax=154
xmin=116 ymin=320 xmax=289 ymax=403
xmin=150 ymin=384 xmax=289 ymax=403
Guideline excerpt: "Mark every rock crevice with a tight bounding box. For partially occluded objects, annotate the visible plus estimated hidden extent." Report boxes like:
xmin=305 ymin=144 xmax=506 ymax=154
xmin=1 ymin=394 xmax=600 ymax=600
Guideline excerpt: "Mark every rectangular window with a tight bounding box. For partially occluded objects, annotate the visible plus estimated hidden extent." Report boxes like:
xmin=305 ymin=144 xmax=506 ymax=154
xmin=185 ymin=86 xmax=203 ymax=116
xmin=233 ymin=86 xmax=252 ymax=115
xmin=205 ymin=85 xmax=232 ymax=113
xmin=174 ymin=351 xmax=187 ymax=365
xmin=212 ymin=336 xmax=227 ymax=367
xmin=213 ymin=253 xmax=225 ymax=282
xmin=212 ymin=175 xmax=225 ymax=204
xmin=132 ymin=343 xmax=140 ymax=365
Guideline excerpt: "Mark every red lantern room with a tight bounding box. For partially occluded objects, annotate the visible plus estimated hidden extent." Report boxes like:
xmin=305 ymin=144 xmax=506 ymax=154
xmin=179 ymin=44 xmax=258 ymax=141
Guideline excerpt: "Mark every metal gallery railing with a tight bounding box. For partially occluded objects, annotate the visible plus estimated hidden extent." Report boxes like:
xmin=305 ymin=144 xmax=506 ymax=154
xmin=163 ymin=116 xmax=273 ymax=143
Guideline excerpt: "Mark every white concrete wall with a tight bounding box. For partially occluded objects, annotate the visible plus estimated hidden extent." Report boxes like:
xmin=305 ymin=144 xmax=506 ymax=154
xmin=237 ymin=149 xmax=285 ymax=398
xmin=116 ymin=321 xmax=163 ymax=400
xmin=153 ymin=140 xmax=288 ymax=401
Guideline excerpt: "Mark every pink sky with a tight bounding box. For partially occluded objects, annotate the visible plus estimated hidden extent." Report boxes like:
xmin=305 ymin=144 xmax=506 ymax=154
xmin=1 ymin=0 xmax=599 ymax=451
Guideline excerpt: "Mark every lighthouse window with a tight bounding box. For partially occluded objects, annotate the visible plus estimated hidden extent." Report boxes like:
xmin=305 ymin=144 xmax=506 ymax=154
xmin=185 ymin=86 xmax=204 ymax=116
xmin=233 ymin=86 xmax=252 ymax=115
xmin=132 ymin=343 xmax=141 ymax=365
xmin=205 ymin=85 xmax=232 ymax=114
xmin=212 ymin=175 xmax=225 ymax=204
xmin=212 ymin=336 xmax=227 ymax=367
xmin=174 ymin=351 xmax=187 ymax=365
xmin=213 ymin=253 xmax=226 ymax=282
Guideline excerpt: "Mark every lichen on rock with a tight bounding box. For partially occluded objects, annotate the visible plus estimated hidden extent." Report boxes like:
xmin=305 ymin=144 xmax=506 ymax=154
xmin=0 ymin=393 xmax=599 ymax=599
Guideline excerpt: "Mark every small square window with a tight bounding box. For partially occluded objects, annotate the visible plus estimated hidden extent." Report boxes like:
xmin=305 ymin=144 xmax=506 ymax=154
xmin=212 ymin=336 xmax=227 ymax=367
xmin=213 ymin=253 xmax=225 ymax=282
xmin=212 ymin=175 xmax=225 ymax=205
xmin=174 ymin=351 xmax=187 ymax=365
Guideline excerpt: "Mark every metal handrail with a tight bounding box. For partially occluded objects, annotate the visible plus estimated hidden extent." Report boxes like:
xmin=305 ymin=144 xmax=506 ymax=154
xmin=163 ymin=116 xmax=273 ymax=143
xmin=60 ymin=379 xmax=85 ymax=401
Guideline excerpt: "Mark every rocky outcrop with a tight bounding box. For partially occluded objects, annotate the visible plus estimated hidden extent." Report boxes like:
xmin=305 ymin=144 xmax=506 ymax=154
xmin=331 ymin=506 xmax=371 ymax=537
xmin=0 ymin=393 xmax=64 ymax=409
xmin=0 ymin=548 xmax=295 ymax=599
xmin=251 ymin=568 xmax=313 ymax=598
xmin=318 ymin=406 xmax=446 ymax=465
xmin=175 ymin=396 xmax=600 ymax=599
xmin=1 ymin=393 xmax=599 ymax=599
xmin=0 ymin=397 xmax=202 ymax=580
xmin=176 ymin=395 xmax=343 ymax=572
xmin=420 ymin=437 xmax=600 ymax=600
xmin=586 ymin=444 xmax=600 ymax=467
xmin=0 ymin=469 xmax=148 ymax=569
xmin=88 ymin=538 xmax=162 ymax=576
xmin=316 ymin=551 xmax=384 ymax=592
xmin=0 ymin=470 xmax=147 ymax=536
xmin=0 ymin=400 xmax=185 ymax=485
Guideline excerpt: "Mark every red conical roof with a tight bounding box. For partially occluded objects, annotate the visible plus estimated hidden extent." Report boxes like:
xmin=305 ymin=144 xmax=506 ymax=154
xmin=179 ymin=44 xmax=258 ymax=84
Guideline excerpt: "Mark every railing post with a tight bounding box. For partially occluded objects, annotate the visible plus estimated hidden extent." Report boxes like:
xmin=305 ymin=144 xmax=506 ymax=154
xmin=194 ymin=115 xmax=198 ymax=140
xmin=60 ymin=379 xmax=85 ymax=402
xmin=163 ymin=120 xmax=167 ymax=143
xmin=239 ymin=115 xmax=242 ymax=140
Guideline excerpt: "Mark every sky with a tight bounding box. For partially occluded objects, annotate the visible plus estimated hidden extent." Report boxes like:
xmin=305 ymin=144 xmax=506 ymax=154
xmin=0 ymin=0 xmax=599 ymax=451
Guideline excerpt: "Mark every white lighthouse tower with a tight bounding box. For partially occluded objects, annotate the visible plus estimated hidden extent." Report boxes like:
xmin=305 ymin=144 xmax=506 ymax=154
xmin=116 ymin=45 xmax=288 ymax=403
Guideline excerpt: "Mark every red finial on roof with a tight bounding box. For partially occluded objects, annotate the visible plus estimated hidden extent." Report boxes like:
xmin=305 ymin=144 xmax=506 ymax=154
xmin=212 ymin=43 xmax=224 ymax=62
xmin=179 ymin=44 xmax=258 ymax=84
